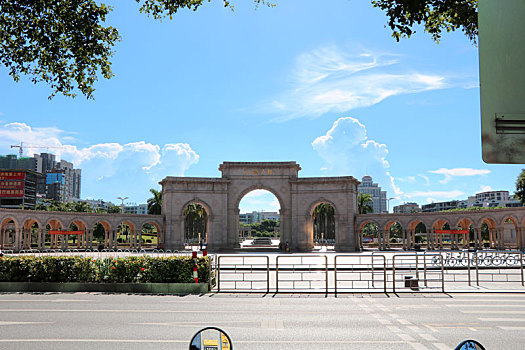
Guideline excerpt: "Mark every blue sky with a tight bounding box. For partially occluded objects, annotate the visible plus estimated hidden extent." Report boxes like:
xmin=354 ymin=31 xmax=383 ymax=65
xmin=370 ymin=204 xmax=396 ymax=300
xmin=0 ymin=0 xmax=521 ymax=213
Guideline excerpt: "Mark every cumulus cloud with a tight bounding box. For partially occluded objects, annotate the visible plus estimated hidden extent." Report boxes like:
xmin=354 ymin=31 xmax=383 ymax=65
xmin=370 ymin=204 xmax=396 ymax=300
xmin=428 ymin=168 xmax=491 ymax=184
xmin=312 ymin=116 xmax=402 ymax=198
xmin=256 ymin=46 xmax=451 ymax=120
xmin=0 ymin=122 xmax=199 ymax=202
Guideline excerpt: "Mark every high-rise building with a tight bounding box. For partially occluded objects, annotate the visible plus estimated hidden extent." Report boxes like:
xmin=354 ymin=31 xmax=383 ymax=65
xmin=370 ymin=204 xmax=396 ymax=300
xmin=393 ymin=202 xmax=421 ymax=213
xmin=239 ymin=211 xmax=280 ymax=224
xmin=358 ymin=175 xmax=387 ymax=213
xmin=0 ymin=153 xmax=81 ymax=202
xmin=0 ymin=170 xmax=43 ymax=210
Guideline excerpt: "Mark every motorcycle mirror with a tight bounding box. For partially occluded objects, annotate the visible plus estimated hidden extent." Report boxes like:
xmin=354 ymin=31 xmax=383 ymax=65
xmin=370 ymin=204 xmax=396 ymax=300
xmin=189 ymin=327 xmax=232 ymax=350
xmin=455 ymin=340 xmax=486 ymax=350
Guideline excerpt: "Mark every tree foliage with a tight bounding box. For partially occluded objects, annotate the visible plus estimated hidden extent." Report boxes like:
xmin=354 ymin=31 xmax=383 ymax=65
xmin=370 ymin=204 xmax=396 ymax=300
xmin=1 ymin=1 xmax=477 ymax=99
xmin=358 ymin=193 xmax=374 ymax=214
xmin=371 ymin=0 xmax=478 ymax=44
xmin=313 ymin=203 xmax=335 ymax=241
xmin=515 ymin=169 xmax=525 ymax=205
xmin=147 ymin=188 xmax=162 ymax=215
xmin=184 ymin=203 xmax=207 ymax=243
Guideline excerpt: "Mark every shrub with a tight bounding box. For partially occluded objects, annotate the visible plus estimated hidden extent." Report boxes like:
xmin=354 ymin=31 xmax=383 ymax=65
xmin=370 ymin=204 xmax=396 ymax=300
xmin=0 ymin=255 xmax=210 ymax=284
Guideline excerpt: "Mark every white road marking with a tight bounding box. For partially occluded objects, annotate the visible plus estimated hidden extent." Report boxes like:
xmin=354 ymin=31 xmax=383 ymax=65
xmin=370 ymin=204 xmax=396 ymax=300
xmin=462 ymin=310 xmax=525 ymax=314
xmin=407 ymin=325 xmax=421 ymax=332
xmin=387 ymin=325 xmax=401 ymax=333
xmin=408 ymin=342 xmax=428 ymax=350
xmin=432 ymin=343 xmax=450 ymax=350
xmin=397 ymin=333 xmax=415 ymax=342
xmin=434 ymin=299 xmax=525 ymax=303
xmin=397 ymin=318 xmax=413 ymax=325
xmin=452 ymin=304 xmax=525 ymax=308
xmin=389 ymin=313 xmax=401 ymax=318
xmin=0 ymin=322 xmax=53 ymax=326
xmin=0 ymin=339 xmax=409 ymax=344
xmin=370 ymin=313 xmax=381 ymax=318
xmin=478 ymin=318 xmax=525 ymax=322
xmin=498 ymin=326 xmax=525 ymax=331
xmin=419 ymin=334 xmax=437 ymax=341
xmin=377 ymin=318 xmax=392 ymax=325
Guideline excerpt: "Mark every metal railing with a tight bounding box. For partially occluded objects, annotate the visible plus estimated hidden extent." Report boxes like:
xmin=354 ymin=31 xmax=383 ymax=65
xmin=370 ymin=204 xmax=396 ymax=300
xmin=217 ymin=255 xmax=270 ymax=293
xmin=276 ymin=255 xmax=328 ymax=293
xmin=392 ymin=254 xmax=444 ymax=293
xmin=334 ymin=254 xmax=386 ymax=293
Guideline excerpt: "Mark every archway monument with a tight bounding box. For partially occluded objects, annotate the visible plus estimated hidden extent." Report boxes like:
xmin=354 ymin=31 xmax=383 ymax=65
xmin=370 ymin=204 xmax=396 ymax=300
xmin=161 ymin=162 xmax=360 ymax=252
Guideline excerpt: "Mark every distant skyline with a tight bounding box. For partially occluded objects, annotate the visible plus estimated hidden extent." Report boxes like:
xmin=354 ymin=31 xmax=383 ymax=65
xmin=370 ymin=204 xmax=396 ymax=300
xmin=0 ymin=1 xmax=522 ymax=213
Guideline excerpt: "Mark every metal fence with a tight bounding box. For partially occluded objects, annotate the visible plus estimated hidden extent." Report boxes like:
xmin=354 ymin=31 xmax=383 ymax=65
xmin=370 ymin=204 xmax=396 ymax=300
xmin=1 ymin=248 xmax=194 ymax=259
xmin=334 ymin=254 xmax=386 ymax=293
xmin=216 ymin=255 xmax=270 ymax=292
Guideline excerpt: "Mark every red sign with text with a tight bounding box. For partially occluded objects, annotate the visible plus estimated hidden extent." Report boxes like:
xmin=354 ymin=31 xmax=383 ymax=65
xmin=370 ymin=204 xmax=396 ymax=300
xmin=435 ymin=230 xmax=469 ymax=235
xmin=0 ymin=171 xmax=26 ymax=180
xmin=0 ymin=180 xmax=24 ymax=188
xmin=0 ymin=189 xmax=24 ymax=197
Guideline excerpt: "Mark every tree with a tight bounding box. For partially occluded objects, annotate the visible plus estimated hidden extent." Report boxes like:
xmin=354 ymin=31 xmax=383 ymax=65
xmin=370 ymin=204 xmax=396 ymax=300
xmin=358 ymin=193 xmax=374 ymax=214
xmin=184 ymin=203 xmax=207 ymax=243
xmin=147 ymin=188 xmax=162 ymax=215
xmin=371 ymin=0 xmax=478 ymax=44
xmin=313 ymin=203 xmax=335 ymax=242
xmin=107 ymin=205 xmax=121 ymax=214
xmin=1 ymin=1 xmax=477 ymax=99
xmin=515 ymin=169 xmax=525 ymax=205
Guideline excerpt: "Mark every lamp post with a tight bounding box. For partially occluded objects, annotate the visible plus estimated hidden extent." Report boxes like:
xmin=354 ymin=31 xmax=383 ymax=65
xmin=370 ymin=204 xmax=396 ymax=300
xmin=117 ymin=196 xmax=128 ymax=214
xmin=386 ymin=197 xmax=395 ymax=213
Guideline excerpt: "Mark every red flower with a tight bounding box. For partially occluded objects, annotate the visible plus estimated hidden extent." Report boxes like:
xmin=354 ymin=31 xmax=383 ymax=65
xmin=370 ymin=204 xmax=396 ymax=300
xmin=141 ymin=267 xmax=145 ymax=271
xmin=111 ymin=266 xmax=116 ymax=270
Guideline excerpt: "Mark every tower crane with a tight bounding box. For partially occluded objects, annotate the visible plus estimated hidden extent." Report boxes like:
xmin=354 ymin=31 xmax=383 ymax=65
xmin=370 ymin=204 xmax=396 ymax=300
xmin=10 ymin=142 xmax=64 ymax=157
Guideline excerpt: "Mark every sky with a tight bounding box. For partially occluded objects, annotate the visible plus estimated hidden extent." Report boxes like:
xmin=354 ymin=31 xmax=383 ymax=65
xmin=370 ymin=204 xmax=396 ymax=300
xmin=0 ymin=0 xmax=522 ymax=213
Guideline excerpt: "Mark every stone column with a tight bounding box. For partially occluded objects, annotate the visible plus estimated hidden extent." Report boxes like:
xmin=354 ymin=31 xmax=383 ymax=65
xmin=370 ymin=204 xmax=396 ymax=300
xmin=138 ymin=230 xmax=142 ymax=250
xmin=37 ymin=229 xmax=43 ymax=250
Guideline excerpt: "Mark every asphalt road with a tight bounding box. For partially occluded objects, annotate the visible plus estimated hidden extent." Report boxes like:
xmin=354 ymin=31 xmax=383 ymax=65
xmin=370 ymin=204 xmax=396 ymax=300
xmin=0 ymin=292 xmax=522 ymax=350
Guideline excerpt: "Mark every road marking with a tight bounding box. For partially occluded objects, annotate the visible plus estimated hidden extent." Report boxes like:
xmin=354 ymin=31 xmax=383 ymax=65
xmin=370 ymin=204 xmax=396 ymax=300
xmin=387 ymin=325 xmax=401 ymax=333
xmin=408 ymin=342 xmax=428 ymax=350
xmin=397 ymin=319 xmax=412 ymax=325
xmin=418 ymin=334 xmax=437 ymax=341
xmin=0 ymin=322 xmax=53 ymax=326
xmin=389 ymin=313 xmax=400 ymax=318
xmin=451 ymin=304 xmax=525 ymax=308
xmin=377 ymin=318 xmax=392 ymax=325
xmin=397 ymin=333 xmax=415 ymax=342
xmin=462 ymin=310 xmax=525 ymax=315
xmin=434 ymin=298 xmax=525 ymax=303
xmin=0 ymin=309 xmax=356 ymax=314
xmin=370 ymin=313 xmax=381 ymax=318
xmin=261 ymin=320 xmax=284 ymax=329
xmin=432 ymin=343 xmax=450 ymax=350
xmin=134 ymin=321 xmax=254 ymax=326
xmin=498 ymin=326 xmax=525 ymax=331
xmin=0 ymin=299 xmax=91 ymax=303
xmin=0 ymin=339 xmax=409 ymax=344
xmin=407 ymin=326 xmax=421 ymax=333
xmin=478 ymin=318 xmax=525 ymax=322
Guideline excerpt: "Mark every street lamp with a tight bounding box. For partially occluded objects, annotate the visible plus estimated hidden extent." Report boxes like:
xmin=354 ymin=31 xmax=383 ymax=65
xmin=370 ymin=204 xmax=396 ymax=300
xmin=117 ymin=196 xmax=128 ymax=214
xmin=386 ymin=197 xmax=395 ymax=213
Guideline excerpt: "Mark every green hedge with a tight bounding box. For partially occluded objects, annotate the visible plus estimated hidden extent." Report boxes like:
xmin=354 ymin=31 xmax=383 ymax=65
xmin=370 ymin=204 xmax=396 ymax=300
xmin=0 ymin=256 xmax=210 ymax=284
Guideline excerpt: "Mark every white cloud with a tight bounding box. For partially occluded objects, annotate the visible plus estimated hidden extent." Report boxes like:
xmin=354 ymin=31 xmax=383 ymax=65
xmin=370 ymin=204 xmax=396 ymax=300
xmin=405 ymin=190 xmax=466 ymax=199
xmin=0 ymin=122 xmax=199 ymax=202
xmin=418 ymin=174 xmax=431 ymax=186
xmin=428 ymin=168 xmax=491 ymax=184
xmin=479 ymin=185 xmax=493 ymax=192
xmin=256 ymin=46 xmax=450 ymax=119
xmin=312 ymin=116 xmax=403 ymax=198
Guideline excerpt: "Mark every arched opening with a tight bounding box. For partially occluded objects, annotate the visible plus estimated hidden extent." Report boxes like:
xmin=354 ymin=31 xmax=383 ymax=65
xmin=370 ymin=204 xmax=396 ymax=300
xmin=46 ymin=219 xmax=64 ymax=249
xmin=184 ymin=203 xmax=209 ymax=249
xmin=385 ymin=221 xmax=402 ymax=249
xmin=92 ymin=221 xmax=111 ymax=250
xmin=116 ymin=222 xmax=135 ymax=249
xmin=456 ymin=218 xmax=474 ymax=250
xmin=360 ymin=222 xmax=378 ymax=250
xmin=141 ymin=222 xmax=160 ymax=249
xmin=480 ymin=217 xmax=498 ymax=249
xmin=408 ymin=221 xmax=427 ymax=250
xmin=0 ymin=218 xmax=17 ymax=249
xmin=312 ymin=202 xmax=335 ymax=251
xmin=502 ymin=216 xmax=519 ymax=249
xmin=433 ymin=219 xmax=451 ymax=249
xmin=68 ymin=220 xmax=87 ymax=249
xmin=238 ymin=189 xmax=280 ymax=250
xmin=22 ymin=219 xmax=40 ymax=250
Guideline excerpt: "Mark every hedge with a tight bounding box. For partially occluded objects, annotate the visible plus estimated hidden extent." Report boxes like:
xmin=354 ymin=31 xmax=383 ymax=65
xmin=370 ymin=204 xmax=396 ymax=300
xmin=0 ymin=256 xmax=210 ymax=284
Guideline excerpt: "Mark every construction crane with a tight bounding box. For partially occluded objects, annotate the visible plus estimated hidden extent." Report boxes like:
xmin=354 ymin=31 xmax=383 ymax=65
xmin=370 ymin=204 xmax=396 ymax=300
xmin=10 ymin=142 xmax=64 ymax=157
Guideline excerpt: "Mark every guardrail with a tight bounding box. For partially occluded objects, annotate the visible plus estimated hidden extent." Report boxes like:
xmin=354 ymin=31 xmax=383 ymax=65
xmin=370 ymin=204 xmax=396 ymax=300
xmin=334 ymin=254 xmax=386 ymax=293
xmin=276 ymin=255 xmax=328 ymax=293
xmin=217 ymin=255 xmax=270 ymax=293
xmin=392 ymin=254 xmax=444 ymax=293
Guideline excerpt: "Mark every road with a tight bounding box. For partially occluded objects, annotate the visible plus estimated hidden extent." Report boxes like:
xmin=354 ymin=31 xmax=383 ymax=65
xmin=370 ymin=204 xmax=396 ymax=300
xmin=0 ymin=292 xmax=523 ymax=350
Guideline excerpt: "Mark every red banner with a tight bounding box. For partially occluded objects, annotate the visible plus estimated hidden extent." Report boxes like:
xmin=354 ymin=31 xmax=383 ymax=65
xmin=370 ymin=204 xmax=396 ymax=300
xmin=0 ymin=171 xmax=26 ymax=180
xmin=0 ymin=189 xmax=24 ymax=197
xmin=49 ymin=231 xmax=84 ymax=235
xmin=435 ymin=230 xmax=469 ymax=234
xmin=0 ymin=180 xmax=24 ymax=189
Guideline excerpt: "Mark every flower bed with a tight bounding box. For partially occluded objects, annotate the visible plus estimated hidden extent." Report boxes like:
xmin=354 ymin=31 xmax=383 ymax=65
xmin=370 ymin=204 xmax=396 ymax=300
xmin=0 ymin=256 xmax=211 ymax=291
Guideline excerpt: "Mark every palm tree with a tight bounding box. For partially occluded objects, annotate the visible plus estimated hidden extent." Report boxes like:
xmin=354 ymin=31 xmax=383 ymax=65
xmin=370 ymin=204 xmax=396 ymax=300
xmin=313 ymin=203 xmax=335 ymax=243
xmin=184 ymin=203 xmax=207 ymax=244
xmin=147 ymin=189 xmax=162 ymax=215
xmin=358 ymin=193 xmax=374 ymax=214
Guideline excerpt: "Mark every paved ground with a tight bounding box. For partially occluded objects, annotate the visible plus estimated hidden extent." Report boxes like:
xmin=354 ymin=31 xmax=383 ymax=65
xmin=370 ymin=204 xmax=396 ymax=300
xmin=0 ymin=292 xmax=523 ymax=350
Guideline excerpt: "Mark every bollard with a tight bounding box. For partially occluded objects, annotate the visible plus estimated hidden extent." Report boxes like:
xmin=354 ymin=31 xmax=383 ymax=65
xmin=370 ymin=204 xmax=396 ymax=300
xmin=192 ymin=251 xmax=199 ymax=283
xmin=203 ymin=249 xmax=207 ymax=256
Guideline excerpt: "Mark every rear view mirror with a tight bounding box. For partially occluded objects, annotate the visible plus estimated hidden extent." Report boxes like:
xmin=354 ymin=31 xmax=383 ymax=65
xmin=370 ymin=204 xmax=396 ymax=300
xmin=455 ymin=340 xmax=486 ymax=350
xmin=189 ymin=327 xmax=232 ymax=350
